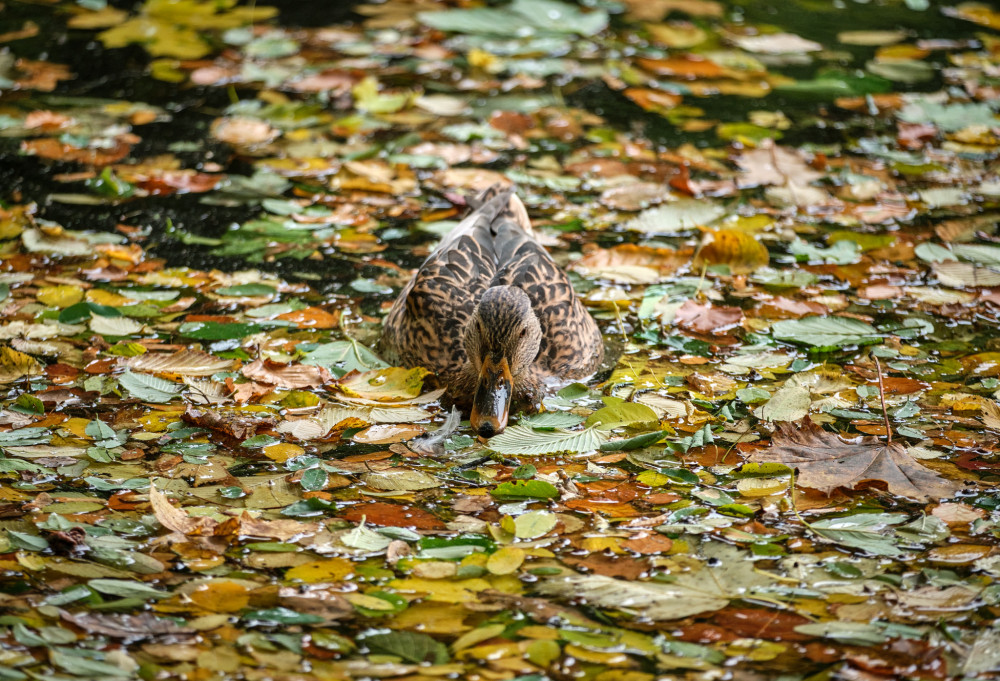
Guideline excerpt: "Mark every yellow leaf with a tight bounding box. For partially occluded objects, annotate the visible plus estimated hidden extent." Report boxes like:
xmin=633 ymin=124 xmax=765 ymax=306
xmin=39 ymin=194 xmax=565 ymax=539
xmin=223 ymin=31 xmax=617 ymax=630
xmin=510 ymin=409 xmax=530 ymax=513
xmin=389 ymin=602 xmax=471 ymax=633
xmin=486 ymin=547 xmax=525 ymax=576
xmin=37 ymin=285 xmax=84 ymax=309
xmin=285 ymin=558 xmax=355 ymax=584
xmin=60 ymin=417 xmax=91 ymax=439
xmin=344 ymin=593 xmax=396 ymax=611
xmin=388 ymin=577 xmax=492 ymax=603
xmin=137 ymin=410 xmax=184 ymax=433
xmin=736 ymin=477 xmax=789 ymax=498
xmin=67 ymin=7 xmax=129 ymax=29
xmin=337 ymin=367 xmax=430 ymax=401
xmin=188 ymin=581 xmax=249 ymax=612
xmin=452 ymin=623 xmax=507 ymax=652
xmin=262 ymin=443 xmax=303 ymax=463
xmin=87 ymin=288 xmax=132 ymax=307
xmin=694 ymin=229 xmax=770 ymax=275
xmin=526 ymin=639 xmax=562 ymax=667
xmin=0 ymin=346 xmax=43 ymax=384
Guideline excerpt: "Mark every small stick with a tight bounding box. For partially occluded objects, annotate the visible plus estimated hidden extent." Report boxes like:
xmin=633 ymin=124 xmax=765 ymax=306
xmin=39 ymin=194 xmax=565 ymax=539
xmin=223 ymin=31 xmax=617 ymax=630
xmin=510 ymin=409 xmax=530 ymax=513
xmin=873 ymin=354 xmax=892 ymax=444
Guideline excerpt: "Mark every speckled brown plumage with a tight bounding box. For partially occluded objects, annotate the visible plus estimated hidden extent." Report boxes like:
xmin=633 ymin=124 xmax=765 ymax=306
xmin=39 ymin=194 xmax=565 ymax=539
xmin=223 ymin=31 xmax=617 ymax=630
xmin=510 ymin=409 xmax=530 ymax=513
xmin=380 ymin=187 xmax=603 ymax=411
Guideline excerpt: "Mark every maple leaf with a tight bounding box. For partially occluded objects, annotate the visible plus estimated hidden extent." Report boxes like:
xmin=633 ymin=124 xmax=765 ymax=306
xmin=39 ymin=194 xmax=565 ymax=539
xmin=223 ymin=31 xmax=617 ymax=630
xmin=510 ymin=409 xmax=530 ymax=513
xmin=750 ymin=420 xmax=962 ymax=502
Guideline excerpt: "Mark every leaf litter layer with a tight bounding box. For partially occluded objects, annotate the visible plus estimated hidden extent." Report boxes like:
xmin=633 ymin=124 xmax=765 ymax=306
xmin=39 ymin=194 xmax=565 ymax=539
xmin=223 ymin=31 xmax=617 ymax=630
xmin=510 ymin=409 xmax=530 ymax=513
xmin=1 ymin=0 xmax=1000 ymax=680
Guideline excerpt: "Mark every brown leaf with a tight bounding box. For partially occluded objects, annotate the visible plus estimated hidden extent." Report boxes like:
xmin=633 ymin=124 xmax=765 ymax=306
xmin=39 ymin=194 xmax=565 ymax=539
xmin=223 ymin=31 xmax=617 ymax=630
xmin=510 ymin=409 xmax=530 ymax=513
xmin=750 ymin=420 xmax=963 ymax=501
xmin=239 ymin=513 xmax=320 ymax=541
xmin=278 ymin=586 xmax=353 ymax=622
xmin=182 ymin=406 xmax=276 ymax=440
xmin=123 ymin=349 xmax=234 ymax=377
xmin=674 ymin=300 xmax=743 ymax=335
xmin=734 ymin=142 xmax=823 ymax=189
xmin=242 ymin=359 xmax=331 ymax=389
xmin=599 ymin=182 xmax=672 ymax=211
xmin=340 ymin=501 xmax=446 ymax=530
xmin=60 ymin=610 xmax=193 ymax=640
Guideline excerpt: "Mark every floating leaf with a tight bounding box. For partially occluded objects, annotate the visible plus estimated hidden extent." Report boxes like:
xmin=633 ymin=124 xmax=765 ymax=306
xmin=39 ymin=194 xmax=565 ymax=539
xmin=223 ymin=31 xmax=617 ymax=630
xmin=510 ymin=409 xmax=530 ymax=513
xmin=487 ymin=425 xmax=607 ymax=455
xmin=771 ymin=317 xmax=880 ymax=348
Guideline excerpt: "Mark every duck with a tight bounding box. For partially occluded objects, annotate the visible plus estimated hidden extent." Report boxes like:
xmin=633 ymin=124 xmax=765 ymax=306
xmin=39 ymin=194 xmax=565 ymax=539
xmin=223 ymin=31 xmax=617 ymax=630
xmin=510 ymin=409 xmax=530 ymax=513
xmin=380 ymin=186 xmax=603 ymax=438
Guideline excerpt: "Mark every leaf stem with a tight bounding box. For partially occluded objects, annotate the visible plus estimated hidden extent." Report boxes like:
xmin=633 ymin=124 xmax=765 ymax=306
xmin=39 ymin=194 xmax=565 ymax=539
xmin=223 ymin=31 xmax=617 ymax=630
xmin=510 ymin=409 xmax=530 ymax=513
xmin=874 ymin=354 xmax=892 ymax=444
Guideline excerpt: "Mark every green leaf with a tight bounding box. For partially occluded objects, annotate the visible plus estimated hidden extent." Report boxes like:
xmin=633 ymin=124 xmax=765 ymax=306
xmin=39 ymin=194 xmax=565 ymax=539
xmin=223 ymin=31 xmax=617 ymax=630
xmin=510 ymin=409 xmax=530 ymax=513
xmin=241 ymin=434 xmax=280 ymax=448
xmin=50 ymin=649 xmax=131 ymax=678
xmin=87 ymin=579 xmax=169 ymax=600
xmin=215 ymin=283 xmax=278 ymax=296
xmin=771 ymin=316 xmax=880 ymax=348
xmin=179 ymin=321 xmax=264 ymax=340
xmin=118 ymin=370 xmax=182 ymax=403
xmin=419 ymin=0 xmax=606 ymax=36
xmin=301 ymin=340 xmax=388 ymax=375
xmin=626 ymin=200 xmax=725 ymax=235
xmin=809 ymin=513 xmax=909 ymax=556
xmin=512 ymin=464 xmax=537 ymax=479
xmin=521 ymin=412 xmax=585 ymax=429
xmin=585 ymin=403 xmax=659 ymax=431
xmin=299 ymin=467 xmax=328 ymax=492
xmin=898 ymin=98 xmax=998 ymax=132
xmin=58 ymin=301 xmax=121 ymax=324
xmin=0 ymin=427 xmax=51 ymax=446
xmin=788 ymin=239 xmax=861 ymax=265
xmin=491 ymin=480 xmax=559 ymax=500
xmin=952 ymin=243 xmax=1000 ymax=267
xmin=750 ymin=268 xmax=818 ymax=288
xmin=600 ymin=430 xmax=669 ymax=451
xmin=11 ymin=394 xmax=44 ymax=415
xmin=244 ymin=607 xmax=325 ymax=625
xmin=486 ymin=424 xmax=607 ymax=455
xmin=363 ymin=630 xmax=450 ymax=664
xmin=514 ymin=510 xmax=558 ymax=539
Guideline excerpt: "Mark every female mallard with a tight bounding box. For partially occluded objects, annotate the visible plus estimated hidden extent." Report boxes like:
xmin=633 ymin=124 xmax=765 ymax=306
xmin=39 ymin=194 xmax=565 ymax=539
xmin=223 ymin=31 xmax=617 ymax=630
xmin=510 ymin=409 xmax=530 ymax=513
xmin=380 ymin=186 xmax=603 ymax=438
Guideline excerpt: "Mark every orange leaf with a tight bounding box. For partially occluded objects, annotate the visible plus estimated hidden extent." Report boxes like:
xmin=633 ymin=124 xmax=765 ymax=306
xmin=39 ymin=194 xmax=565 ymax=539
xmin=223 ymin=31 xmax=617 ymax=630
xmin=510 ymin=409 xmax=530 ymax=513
xmin=694 ymin=229 xmax=769 ymax=275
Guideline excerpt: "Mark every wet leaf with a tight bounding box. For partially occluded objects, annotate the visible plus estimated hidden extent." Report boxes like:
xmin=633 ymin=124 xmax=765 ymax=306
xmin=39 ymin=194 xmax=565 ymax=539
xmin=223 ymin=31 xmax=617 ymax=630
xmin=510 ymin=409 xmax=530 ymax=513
xmin=750 ymin=420 xmax=962 ymax=501
xmin=771 ymin=317 xmax=880 ymax=348
xmin=487 ymin=425 xmax=607 ymax=455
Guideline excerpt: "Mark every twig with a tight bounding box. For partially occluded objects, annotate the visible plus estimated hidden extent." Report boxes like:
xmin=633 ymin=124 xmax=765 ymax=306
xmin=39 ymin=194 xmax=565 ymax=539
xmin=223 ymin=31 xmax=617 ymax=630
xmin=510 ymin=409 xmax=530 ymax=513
xmin=873 ymin=354 xmax=892 ymax=444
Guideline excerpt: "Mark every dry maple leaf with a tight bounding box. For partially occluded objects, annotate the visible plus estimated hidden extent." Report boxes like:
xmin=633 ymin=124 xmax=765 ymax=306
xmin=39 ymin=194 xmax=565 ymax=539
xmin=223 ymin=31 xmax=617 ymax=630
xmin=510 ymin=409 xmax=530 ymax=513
xmin=750 ymin=420 xmax=962 ymax=502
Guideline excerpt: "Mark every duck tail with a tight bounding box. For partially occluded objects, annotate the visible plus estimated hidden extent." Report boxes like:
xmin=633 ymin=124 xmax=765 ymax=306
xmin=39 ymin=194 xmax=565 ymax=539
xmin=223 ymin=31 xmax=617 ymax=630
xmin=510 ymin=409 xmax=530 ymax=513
xmin=469 ymin=184 xmax=532 ymax=236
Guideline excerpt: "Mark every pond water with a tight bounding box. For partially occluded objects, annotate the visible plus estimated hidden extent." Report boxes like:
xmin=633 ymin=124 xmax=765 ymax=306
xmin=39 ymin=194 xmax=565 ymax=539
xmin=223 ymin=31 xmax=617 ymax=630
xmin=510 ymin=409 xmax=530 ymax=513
xmin=1 ymin=0 xmax=999 ymax=679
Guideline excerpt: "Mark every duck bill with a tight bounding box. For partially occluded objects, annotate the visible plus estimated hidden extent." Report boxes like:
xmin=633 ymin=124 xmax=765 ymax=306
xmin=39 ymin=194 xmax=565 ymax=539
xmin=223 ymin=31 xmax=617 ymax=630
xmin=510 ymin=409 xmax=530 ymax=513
xmin=470 ymin=356 xmax=513 ymax=438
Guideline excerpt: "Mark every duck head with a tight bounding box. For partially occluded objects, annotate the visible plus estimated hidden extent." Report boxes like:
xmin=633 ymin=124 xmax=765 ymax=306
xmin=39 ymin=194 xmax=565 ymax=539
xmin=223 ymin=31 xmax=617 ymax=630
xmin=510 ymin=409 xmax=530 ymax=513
xmin=464 ymin=286 xmax=542 ymax=438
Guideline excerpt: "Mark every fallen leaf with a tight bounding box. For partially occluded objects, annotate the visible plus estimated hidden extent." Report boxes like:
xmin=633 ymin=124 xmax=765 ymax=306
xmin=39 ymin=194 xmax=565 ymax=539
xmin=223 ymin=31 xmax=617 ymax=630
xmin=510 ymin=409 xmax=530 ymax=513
xmin=750 ymin=420 xmax=963 ymax=501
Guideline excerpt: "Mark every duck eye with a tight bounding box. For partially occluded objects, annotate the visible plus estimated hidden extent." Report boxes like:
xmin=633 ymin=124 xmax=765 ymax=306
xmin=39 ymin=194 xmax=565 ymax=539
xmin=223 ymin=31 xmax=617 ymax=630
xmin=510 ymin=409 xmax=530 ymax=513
xmin=519 ymin=329 xmax=527 ymax=338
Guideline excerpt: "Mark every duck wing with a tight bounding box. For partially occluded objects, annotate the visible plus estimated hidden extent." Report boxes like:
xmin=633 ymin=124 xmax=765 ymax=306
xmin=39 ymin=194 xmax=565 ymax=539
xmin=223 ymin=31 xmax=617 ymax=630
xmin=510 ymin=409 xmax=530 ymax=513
xmin=489 ymin=207 xmax=603 ymax=379
xmin=380 ymin=188 xmax=516 ymax=384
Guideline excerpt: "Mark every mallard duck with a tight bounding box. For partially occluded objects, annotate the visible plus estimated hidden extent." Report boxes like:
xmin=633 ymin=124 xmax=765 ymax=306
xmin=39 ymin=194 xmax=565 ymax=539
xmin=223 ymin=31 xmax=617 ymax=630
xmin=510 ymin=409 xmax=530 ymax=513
xmin=380 ymin=186 xmax=603 ymax=438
